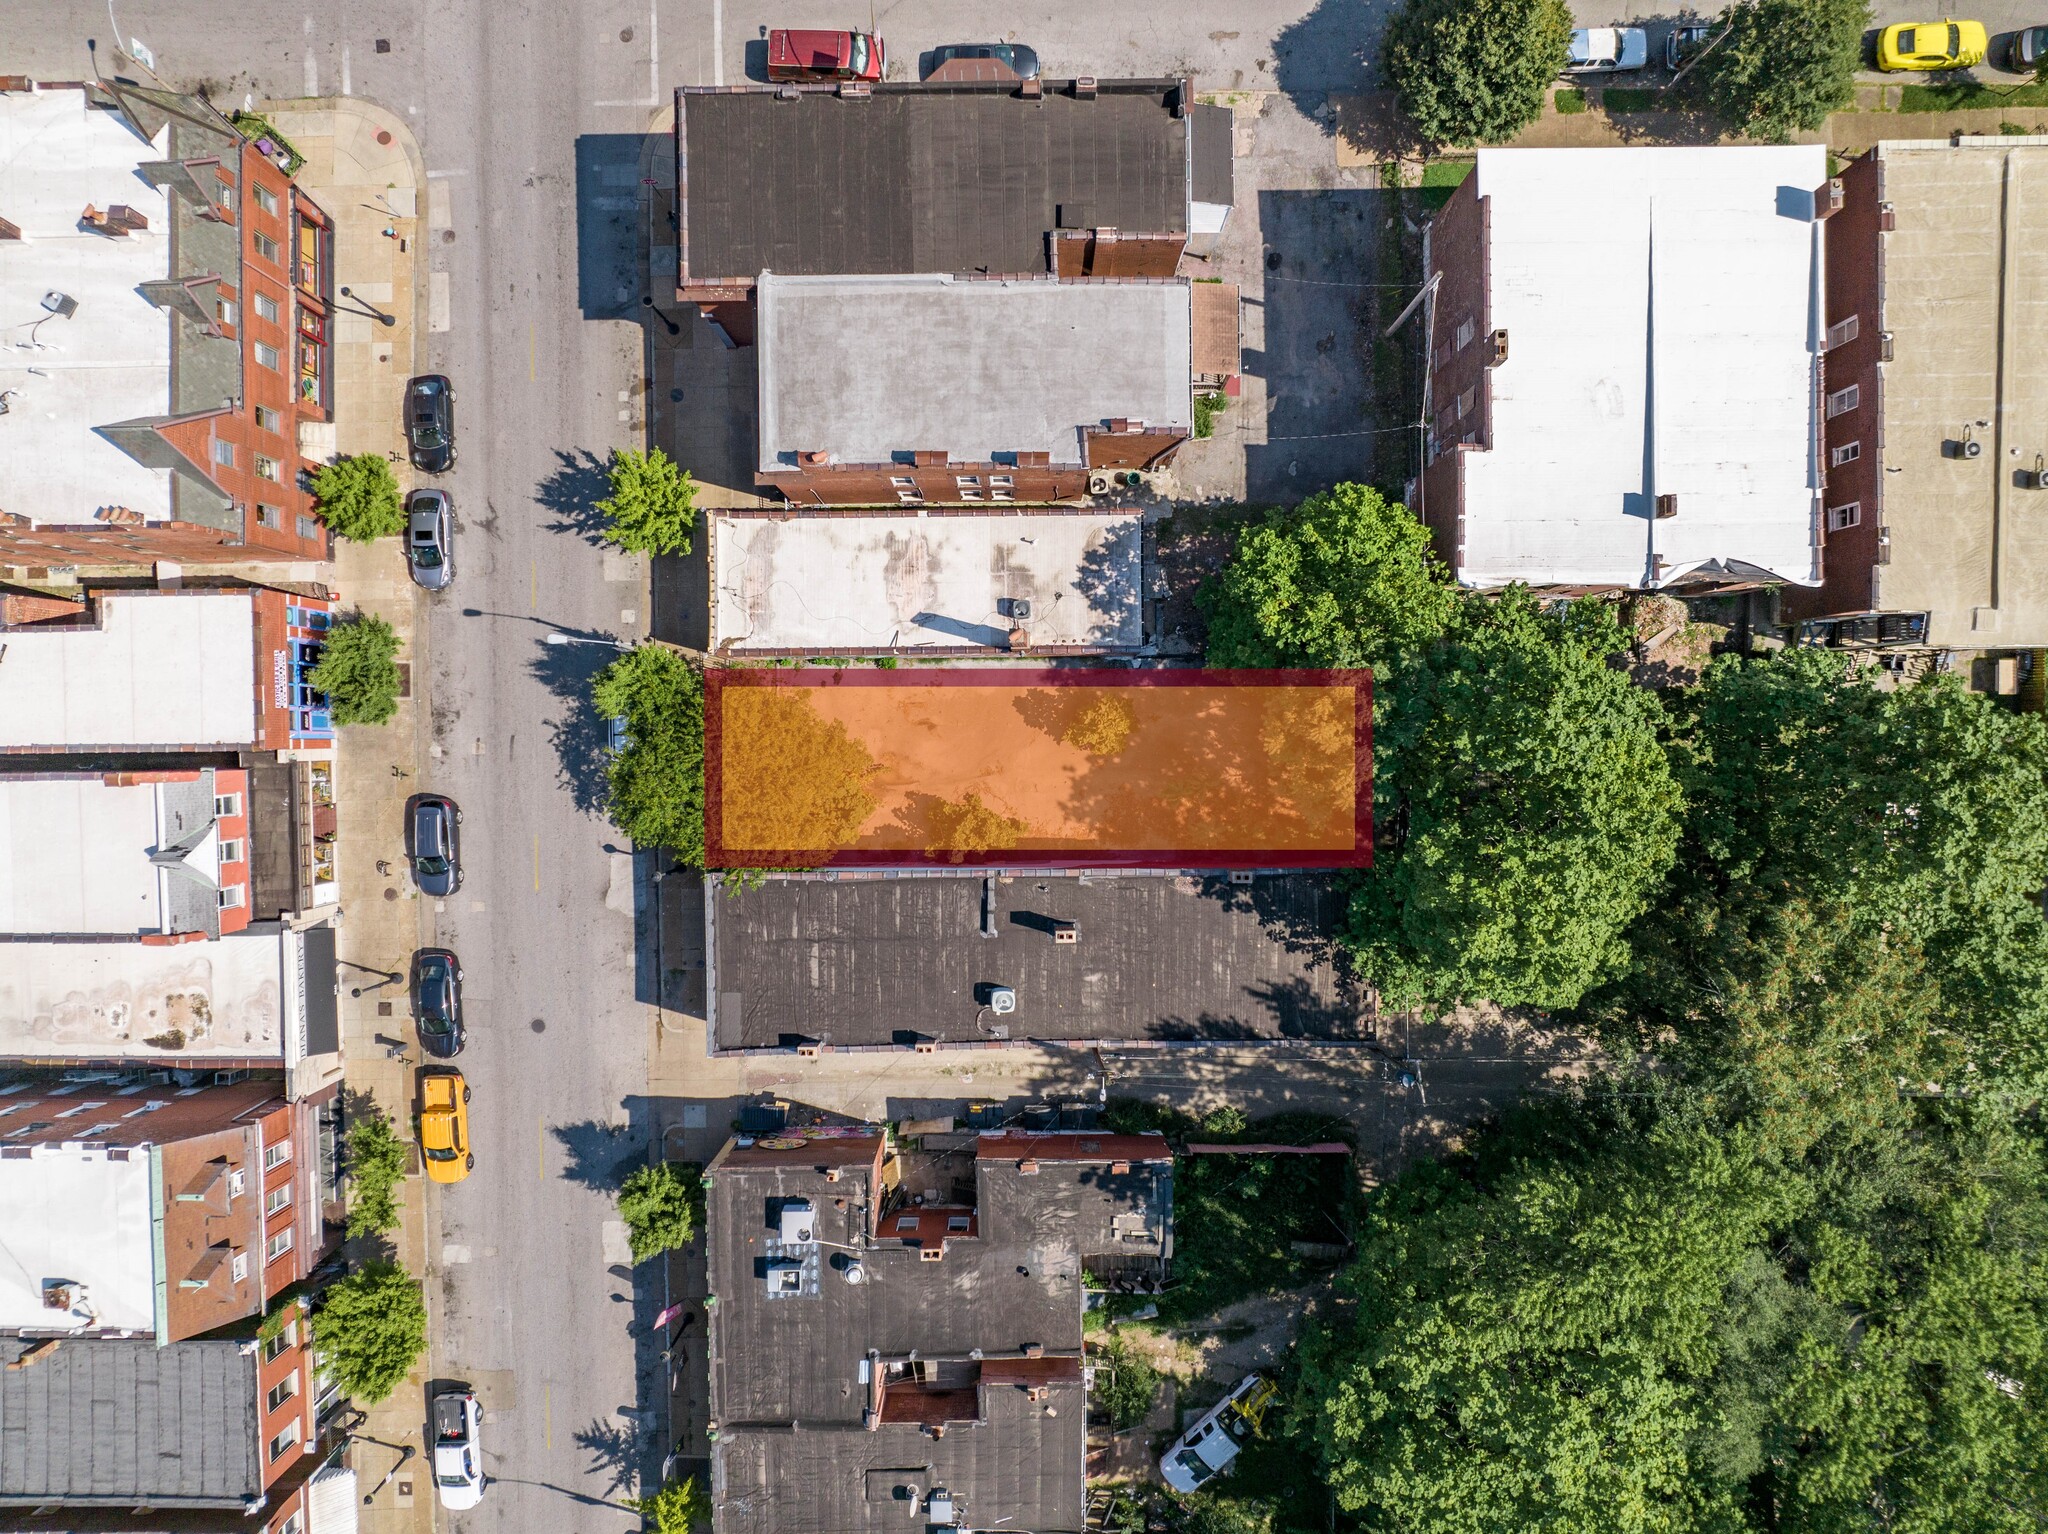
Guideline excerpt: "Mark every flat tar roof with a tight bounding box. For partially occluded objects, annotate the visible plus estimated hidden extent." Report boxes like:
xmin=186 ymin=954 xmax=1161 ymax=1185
xmin=1458 ymin=146 xmax=1827 ymax=590
xmin=0 ymin=591 xmax=255 ymax=750
xmin=756 ymin=274 xmax=1192 ymax=470
xmin=0 ymin=930 xmax=297 ymax=1063
xmin=677 ymin=81 xmax=1190 ymax=283
xmin=1866 ymin=140 xmax=2048 ymax=647
xmin=0 ymin=1145 xmax=157 ymax=1333
xmin=0 ymin=88 xmax=176 ymax=526
xmin=0 ymin=773 xmax=221 ymax=937
xmin=710 ymin=511 xmax=1142 ymax=652
xmin=709 ymin=873 xmax=1365 ymax=1049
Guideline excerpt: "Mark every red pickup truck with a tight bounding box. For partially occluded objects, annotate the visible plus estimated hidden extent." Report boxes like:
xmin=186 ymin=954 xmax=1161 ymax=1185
xmin=767 ymin=28 xmax=885 ymax=82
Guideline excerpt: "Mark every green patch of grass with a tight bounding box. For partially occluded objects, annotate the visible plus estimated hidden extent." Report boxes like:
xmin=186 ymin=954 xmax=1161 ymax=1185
xmin=1899 ymin=80 xmax=2048 ymax=111
xmin=1417 ymin=157 xmax=1474 ymax=212
xmin=1554 ymin=88 xmax=1588 ymax=115
xmin=1100 ymin=1102 xmax=1358 ymax=1324
xmin=1601 ymin=87 xmax=1660 ymax=113
xmin=1193 ymin=391 xmax=1228 ymax=439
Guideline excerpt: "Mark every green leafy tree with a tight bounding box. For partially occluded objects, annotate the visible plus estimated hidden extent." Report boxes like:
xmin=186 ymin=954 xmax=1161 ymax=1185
xmin=592 ymin=646 xmax=705 ymax=863
xmin=630 ymin=1473 xmax=711 ymax=1534
xmin=1690 ymin=0 xmax=1868 ymax=142
xmin=599 ymin=447 xmax=698 ymax=557
xmin=1381 ymin=0 xmax=1573 ymax=147
xmin=1174 ymin=1497 xmax=1276 ymax=1534
xmin=1626 ymin=649 xmax=2048 ymax=1089
xmin=344 ymin=1107 xmax=410 ymax=1238
xmin=1089 ymin=1333 xmax=1161 ymax=1430
xmin=310 ymin=454 xmax=405 ymax=542
xmin=312 ymin=1262 xmax=428 ymax=1405
xmin=308 ymin=614 xmax=403 ymax=727
xmin=617 ymin=1162 xmax=703 ymax=1263
xmin=1350 ymin=590 xmax=1681 ymax=1010
xmin=1199 ymin=484 xmax=1458 ymax=671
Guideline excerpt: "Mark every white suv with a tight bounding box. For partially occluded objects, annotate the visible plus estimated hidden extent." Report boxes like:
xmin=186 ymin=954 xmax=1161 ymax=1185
xmin=431 ymin=1389 xmax=486 ymax=1511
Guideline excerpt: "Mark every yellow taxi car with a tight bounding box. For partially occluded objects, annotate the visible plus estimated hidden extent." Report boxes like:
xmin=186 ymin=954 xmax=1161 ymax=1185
xmin=418 ymin=1069 xmax=473 ymax=1184
xmin=1877 ymin=18 xmax=1989 ymax=69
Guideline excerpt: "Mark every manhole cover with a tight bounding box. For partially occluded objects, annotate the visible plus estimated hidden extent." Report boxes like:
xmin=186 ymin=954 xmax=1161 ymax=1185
xmin=378 ymin=1002 xmax=394 ymax=1018
xmin=1265 ymin=250 xmax=1283 ymax=271
xmin=375 ymin=37 xmax=390 ymax=53
xmin=621 ymin=26 xmax=635 ymax=41
xmin=384 ymin=888 xmax=399 ymax=901
xmin=442 ymin=228 xmax=456 ymax=244
xmin=531 ymin=1018 xmax=547 ymax=1034
xmin=375 ymin=129 xmax=392 ymax=145
xmin=670 ymin=388 xmax=684 ymax=403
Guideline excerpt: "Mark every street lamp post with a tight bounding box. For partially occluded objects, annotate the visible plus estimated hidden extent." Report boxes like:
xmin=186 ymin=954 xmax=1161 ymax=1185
xmin=336 ymin=286 xmax=397 ymax=327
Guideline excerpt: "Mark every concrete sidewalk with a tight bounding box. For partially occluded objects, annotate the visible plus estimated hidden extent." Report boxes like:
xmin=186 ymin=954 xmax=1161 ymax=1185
xmin=263 ymin=96 xmax=438 ymax=1534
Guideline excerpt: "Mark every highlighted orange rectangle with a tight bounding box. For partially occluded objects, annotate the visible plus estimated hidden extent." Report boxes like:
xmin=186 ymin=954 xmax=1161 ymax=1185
xmin=703 ymin=668 xmax=1371 ymax=870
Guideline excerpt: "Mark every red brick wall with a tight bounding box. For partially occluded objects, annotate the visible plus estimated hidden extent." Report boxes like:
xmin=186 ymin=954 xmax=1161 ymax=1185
xmin=256 ymin=1298 xmax=317 ymax=1491
xmin=0 ymin=518 xmax=247 ymax=569
xmin=215 ymin=765 xmax=252 ymax=934
xmin=1420 ymin=175 xmax=1489 ymax=577
xmin=255 ymin=1099 xmax=305 ymax=1290
xmin=762 ymin=462 xmax=1093 ymax=506
xmin=1783 ymin=150 xmax=1885 ymax=626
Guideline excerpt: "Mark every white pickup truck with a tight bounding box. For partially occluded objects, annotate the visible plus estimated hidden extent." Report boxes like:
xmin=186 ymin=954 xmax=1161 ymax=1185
xmin=431 ymin=1389 xmax=486 ymax=1511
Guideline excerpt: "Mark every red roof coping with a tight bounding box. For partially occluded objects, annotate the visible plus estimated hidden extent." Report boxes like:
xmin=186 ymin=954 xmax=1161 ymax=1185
xmin=976 ymin=1131 xmax=1170 ymax=1163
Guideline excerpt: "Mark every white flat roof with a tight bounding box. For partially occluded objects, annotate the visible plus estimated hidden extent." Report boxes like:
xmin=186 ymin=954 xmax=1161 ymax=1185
xmin=0 ymin=778 xmax=165 ymax=933
xmin=1457 ymin=147 xmax=1826 ymax=589
xmin=0 ymin=591 xmax=256 ymax=749
xmin=0 ymin=1146 xmax=157 ymax=1333
xmin=0 ymin=931 xmax=290 ymax=1061
xmin=0 ymin=88 xmax=176 ymax=524
xmin=712 ymin=512 xmax=1143 ymax=650
xmin=756 ymin=273 xmax=1193 ymax=470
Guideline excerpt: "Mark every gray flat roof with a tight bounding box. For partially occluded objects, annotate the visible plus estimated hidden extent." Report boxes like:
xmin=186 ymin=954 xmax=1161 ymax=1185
xmin=1868 ymin=139 xmax=2048 ymax=647
xmin=709 ymin=873 xmax=1365 ymax=1050
xmin=756 ymin=274 xmax=1192 ymax=470
xmin=0 ymin=1338 xmax=260 ymax=1508
xmin=678 ymin=81 xmax=1190 ymax=283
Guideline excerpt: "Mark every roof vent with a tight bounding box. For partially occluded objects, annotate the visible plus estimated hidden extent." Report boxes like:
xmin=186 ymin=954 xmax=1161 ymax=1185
xmin=1655 ymin=494 xmax=1678 ymax=521
xmin=780 ymin=1200 xmax=817 ymax=1245
xmin=1487 ymin=329 xmax=1509 ymax=367
xmin=40 ymin=291 xmax=77 ymax=318
xmin=842 ymin=1259 xmax=866 ymax=1285
xmin=1815 ymin=177 xmax=1845 ymax=219
xmin=1072 ymin=76 xmax=1096 ymax=98
xmin=1878 ymin=202 xmax=1896 ymax=232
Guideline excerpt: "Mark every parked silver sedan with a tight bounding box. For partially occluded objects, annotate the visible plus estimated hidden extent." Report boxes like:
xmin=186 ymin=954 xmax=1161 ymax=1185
xmin=406 ymin=489 xmax=454 ymax=591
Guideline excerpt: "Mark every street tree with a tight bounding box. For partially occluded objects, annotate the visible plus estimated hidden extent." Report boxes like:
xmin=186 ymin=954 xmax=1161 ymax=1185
xmin=617 ymin=1162 xmax=702 ymax=1263
xmin=312 ymin=1262 xmax=428 ymax=1405
xmin=1381 ymin=0 xmax=1573 ymax=147
xmin=592 ymin=646 xmax=705 ymax=864
xmin=598 ymin=447 xmax=698 ymax=557
xmin=311 ymin=454 xmax=405 ymax=542
xmin=1199 ymin=484 xmax=1457 ymax=670
xmin=631 ymin=1473 xmax=711 ymax=1534
xmin=1349 ymin=590 xmax=1681 ymax=1010
xmin=343 ymin=1107 xmax=409 ymax=1238
xmin=1690 ymin=0 xmax=1868 ymax=142
xmin=718 ymin=688 xmax=878 ymax=861
xmin=307 ymin=614 xmax=403 ymax=727
xmin=1089 ymin=1333 xmax=1161 ymax=1430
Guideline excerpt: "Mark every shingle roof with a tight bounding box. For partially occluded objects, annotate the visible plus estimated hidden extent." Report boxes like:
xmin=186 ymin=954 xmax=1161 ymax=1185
xmin=677 ymin=81 xmax=1191 ymax=283
xmin=0 ymin=1338 xmax=261 ymax=1508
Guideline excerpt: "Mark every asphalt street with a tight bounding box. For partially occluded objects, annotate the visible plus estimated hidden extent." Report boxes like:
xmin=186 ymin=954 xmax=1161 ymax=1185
xmin=3 ymin=0 xmax=2040 ymax=1531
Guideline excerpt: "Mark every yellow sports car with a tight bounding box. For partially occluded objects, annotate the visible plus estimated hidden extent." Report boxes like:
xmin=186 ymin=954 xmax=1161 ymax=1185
xmin=418 ymin=1069 xmax=473 ymax=1184
xmin=1877 ymin=18 xmax=1989 ymax=70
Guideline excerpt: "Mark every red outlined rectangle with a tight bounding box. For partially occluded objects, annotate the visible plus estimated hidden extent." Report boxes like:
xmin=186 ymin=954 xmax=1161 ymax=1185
xmin=703 ymin=667 xmax=1372 ymax=870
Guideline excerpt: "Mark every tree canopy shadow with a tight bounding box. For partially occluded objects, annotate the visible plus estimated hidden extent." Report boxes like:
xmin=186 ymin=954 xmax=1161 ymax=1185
xmin=526 ymin=629 xmax=614 ymax=819
xmin=574 ymin=1417 xmax=647 ymax=1502
xmin=539 ymin=447 xmax=611 ymax=544
xmin=551 ymin=1117 xmax=646 ymax=1191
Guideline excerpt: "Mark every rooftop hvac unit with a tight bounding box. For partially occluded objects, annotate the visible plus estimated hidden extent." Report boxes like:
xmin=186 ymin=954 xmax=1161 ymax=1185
xmin=779 ymin=1200 xmax=817 ymax=1245
xmin=928 ymin=1491 xmax=956 ymax=1525
xmin=765 ymin=1260 xmax=804 ymax=1296
xmin=988 ymin=986 xmax=1017 ymax=1016
xmin=40 ymin=291 xmax=77 ymax=318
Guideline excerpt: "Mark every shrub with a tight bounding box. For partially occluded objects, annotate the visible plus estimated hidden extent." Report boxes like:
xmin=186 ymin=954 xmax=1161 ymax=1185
xmin=598 ymin=447 xmax=698 ymax=557
xmin=1382 ymin=0 xmax=1573 ymax=146
xmin=617 ymin=1162 xmax=703 ymax=1263
xmin=631 ymin=1473 xmax=711 ymax=1534
xmin=312 ymin=1262 xmax=427 ymax=1404
xmin=1089 ymin=1333 xmax=1161 ymax=1430
xmin=308 ymin=614 xmax=403 ymax=727
xmin=1193 ymin=391 xmax=1227 ymax=439
xmin=311 ymin=454 xmax=405 ymax=542
xmin=344 ymin=1108 xmax=409 ymax=1238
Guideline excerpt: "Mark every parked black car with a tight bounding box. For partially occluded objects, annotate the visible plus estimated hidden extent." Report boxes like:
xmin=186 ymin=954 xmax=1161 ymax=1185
xmin=411 ymin=947 xmax=466 ymax=1056
xmin=2014 ymin=25 xmax=2048 ymax=70
xmin=406 ymin=489 xmax=455 ymax=591
xmin=405 ymin=375 xmax=455 ymax=474
xmin=925 ymin=42 xmax=1041 ymax=80
xmin=407 ymin=793 xmax=463 ymax=896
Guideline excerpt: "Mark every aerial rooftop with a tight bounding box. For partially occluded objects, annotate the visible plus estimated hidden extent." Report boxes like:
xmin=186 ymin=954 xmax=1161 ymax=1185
xmin=755 ymin=274 xmax=1193 ymax=472
xmin=676 ymin=79 xmax=1196 ymax=285
xmin=1433 ymin=145 xmax=1828 ymax=590
xmin=710 ymin=511 xmax=1143 ymax=653
xmin=705 ymin=1127 xmax=1169 ymax=1534
xmin=0 ymin=1336 xmax=261 ymax=1508
xmin=0 ymin=590 xmax=255 ymax=751
xmin=0 ymin=1144 xmax=157 ymax=1333
xmin=0 ymin=771 xmax=227 ymax=937
xmin=709 ymin=873 xmax=1365 ymax=1050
